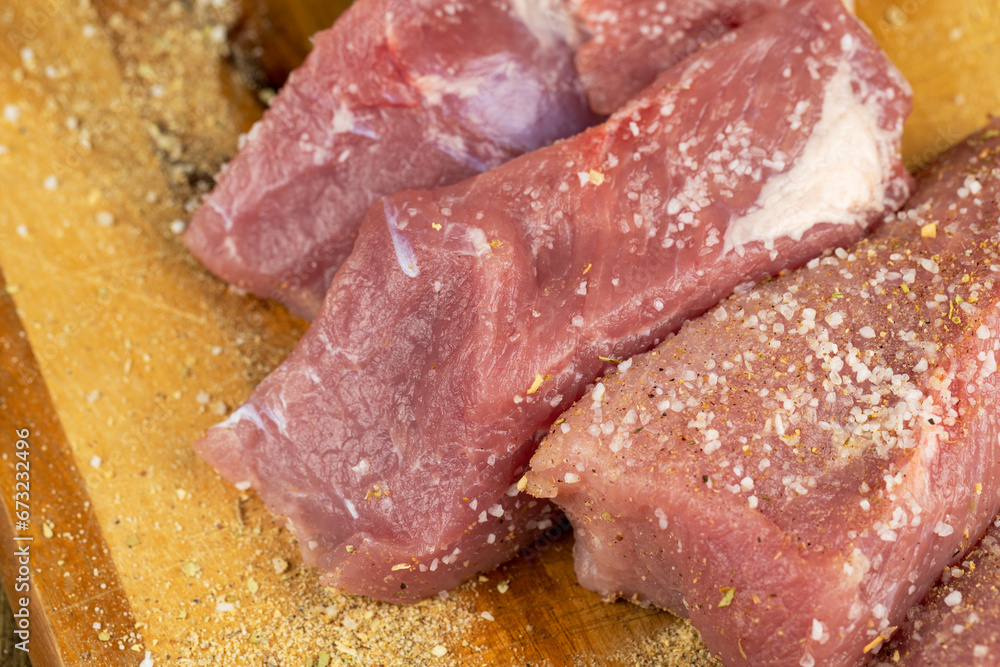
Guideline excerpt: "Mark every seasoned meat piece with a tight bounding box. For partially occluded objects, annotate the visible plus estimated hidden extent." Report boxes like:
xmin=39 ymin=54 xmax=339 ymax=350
xmin=185 ymin=0 xmax=594 ymax=319
xmin=526 ymin=121 xmax=1000 ymax=665
xmin=195 ymin=0 xmax=911 ymax=603
xmin=575 ymin=0 xmax=790 ymax=115
xmin=875 ymin=518 xmax=1000 ymax=666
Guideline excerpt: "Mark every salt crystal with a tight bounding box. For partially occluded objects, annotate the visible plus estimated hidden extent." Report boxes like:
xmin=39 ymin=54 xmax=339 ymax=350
xmin=934 ymin=521 xmax=954 ymax=537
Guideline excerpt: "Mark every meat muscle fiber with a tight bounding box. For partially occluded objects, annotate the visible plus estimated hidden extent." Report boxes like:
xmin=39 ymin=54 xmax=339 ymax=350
xmin=526 ymin=121 xmax=1000 ymax=665
xmin=184 ymin=0 xmax=594 ymax=319
xmin=875 ymin=517 xmax=1000 ymax=666
xmin=195 ymin=0 xmax=911 ymax=603
xmin=574 ymin=0 xmax=790 ymax=115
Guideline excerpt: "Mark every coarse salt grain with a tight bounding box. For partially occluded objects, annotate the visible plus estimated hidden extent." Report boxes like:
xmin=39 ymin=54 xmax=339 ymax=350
xmin=481 ymin=611 xmax=495 ymax=621
xmin=209 ymin=24 xmax=227 ymax=44
xmin=431 ymin=645 xmax=448 ymax=657
xmin=592 ymin=383 xmax=606 ymax=402
xmin=170 ymin=219 xmax=186 ymax=234
xmin=934 ymin=521 xmax=954 ymax=537
xmin=944 ymin=591 xmax=963 ymax=607
xmin=97 ymin=211 xmax=115 ymax=227
xmin=43 ymin=176 xmax=58 ymax=190
xmin=90 ymin=455 xmax=102 ymax=469
xmin=3 ymin=105 xmax=20 ymax=123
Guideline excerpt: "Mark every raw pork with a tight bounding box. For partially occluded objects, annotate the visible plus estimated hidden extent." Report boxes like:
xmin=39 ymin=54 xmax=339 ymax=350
xmin=876 ymin=518 xmax=1000 ymax=665
xmin=195 ymin=0 xmax=911 ymax=602
xmin=184 ymin=0 xmax=594 ymax=319
xmin=575 ymin=0 xmax=789 ymax=115
xmin=526 ymin=121 xmax=1000 ymax=665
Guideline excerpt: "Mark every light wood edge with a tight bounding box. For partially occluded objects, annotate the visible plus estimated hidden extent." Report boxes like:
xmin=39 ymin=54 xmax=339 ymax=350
xmin=0 ymin=267 xmax=139 ymax=667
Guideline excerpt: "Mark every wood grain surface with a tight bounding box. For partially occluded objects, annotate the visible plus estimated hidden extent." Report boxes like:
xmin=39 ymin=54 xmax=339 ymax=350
xmin=0 ymin=265 xmax=140 ymax=667
xmin=0 ymin=0 xmax=998 ymax=665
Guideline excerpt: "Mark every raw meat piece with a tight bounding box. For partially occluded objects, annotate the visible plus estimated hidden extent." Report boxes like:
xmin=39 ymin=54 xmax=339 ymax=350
xmin=184 ymin=0 xmax=594 ymax=319
xmin=575 ymin=0 xmax=789 ymax=115
xmin=526 ymin=121 xmax=1000 ymax=665
xmin=195 ymin=0 xmax=911 ymax=603
xmin=875 ymin=518 xmax=1000 ymax=666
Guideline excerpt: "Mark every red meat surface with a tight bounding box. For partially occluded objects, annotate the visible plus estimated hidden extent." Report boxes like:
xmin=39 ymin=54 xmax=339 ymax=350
xmin=876 ymin=518 xmax=1000 ymax=665
xmin=196 ymin=0 xmax=910 ymax=603
xmin=526 ymin=121 xmax=1000 ymax=665
xmin=185 ymin=0 xmax=594 ymax=319
xmin=575 ymin=0 xmax=790 ymax=115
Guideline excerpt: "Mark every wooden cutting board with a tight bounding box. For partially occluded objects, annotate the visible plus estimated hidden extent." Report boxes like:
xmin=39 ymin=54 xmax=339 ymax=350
xmin=0 ymin=1 xmax=998 ymax=665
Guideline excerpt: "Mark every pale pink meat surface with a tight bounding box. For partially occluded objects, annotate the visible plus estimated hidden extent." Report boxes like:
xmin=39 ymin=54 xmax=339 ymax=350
xmin=875 ymin=518 xmax=1000 ymax=665
xmin=575 ymin=0 xmax=789 ymax=115
xmin=184 ymin=0 xmax=595 ymax=319
xmin=195 ymin=0 xmax=911 ymax=603
xmin=526 ymin=122 xmax=1000 ymax=665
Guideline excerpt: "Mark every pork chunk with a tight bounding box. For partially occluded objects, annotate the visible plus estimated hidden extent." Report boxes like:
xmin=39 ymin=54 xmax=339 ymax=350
xmin=575 ymin=0 xmax=790 ymax=115
xmin=184 ymin=0 xmax=594 ymax=319
xmin=875 ymin=518 xmax=1000 ymax=666
xmin=526 ymin=121 xmax=1000 ymax=665
xmin=196 ymin=0 xmax=910 ymax=603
